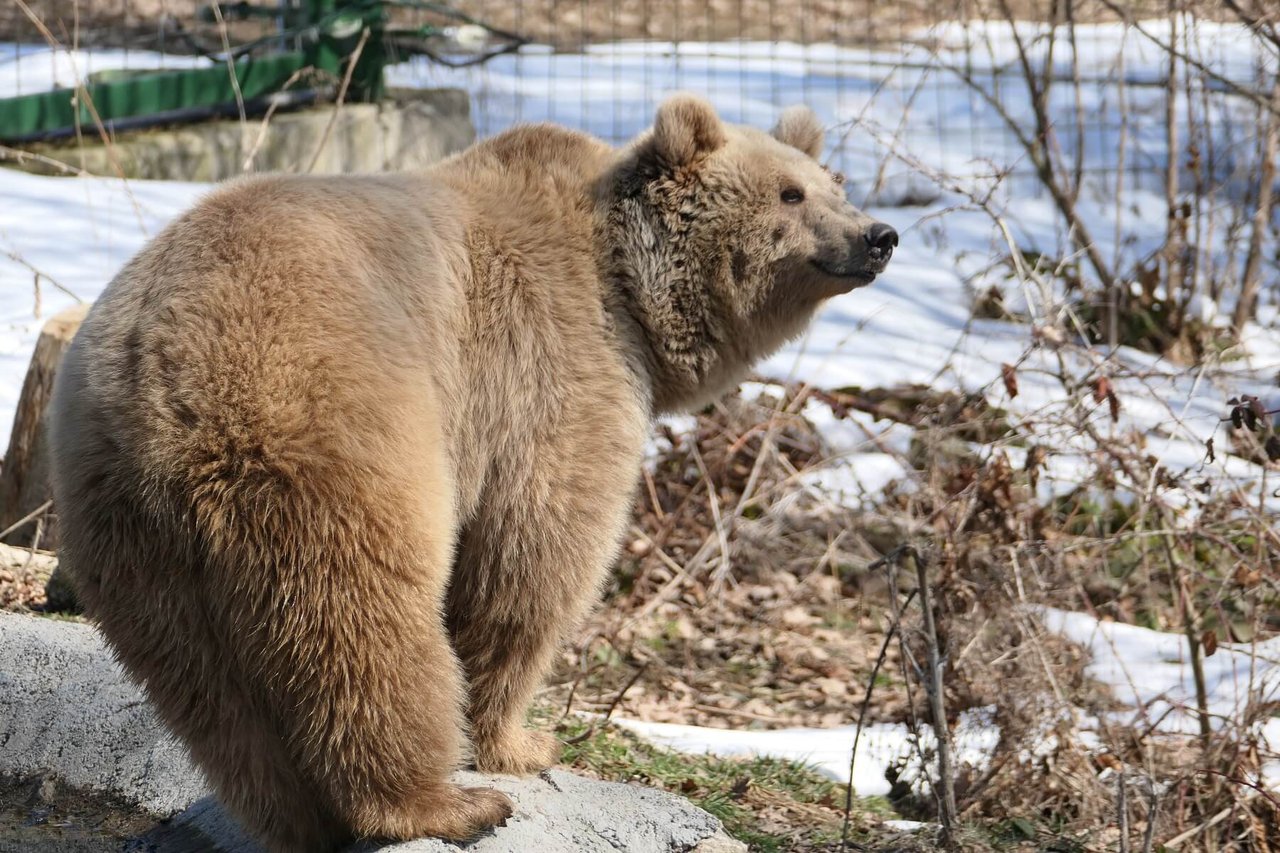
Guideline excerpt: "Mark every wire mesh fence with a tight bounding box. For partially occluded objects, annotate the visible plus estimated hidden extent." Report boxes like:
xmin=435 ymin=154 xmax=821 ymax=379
xmin=2 ymin=3 xmax=1275 ymax=194
xmin=1 ymin=1 xmax=1278 ymax=321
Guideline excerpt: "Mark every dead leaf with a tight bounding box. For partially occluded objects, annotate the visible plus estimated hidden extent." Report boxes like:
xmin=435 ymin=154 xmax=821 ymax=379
xmin=1001 ymin=363 xmax=1018 ymax=399
xmin=1233 ymin=565 xmax=1262 ymax=588
xmin=815 ymin=677 xmax=849 ymax=697
xmin=780 ymin=606 xmax=816 ymax=628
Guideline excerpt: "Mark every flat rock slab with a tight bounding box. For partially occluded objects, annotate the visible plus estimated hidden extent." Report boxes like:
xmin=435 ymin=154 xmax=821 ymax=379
xmin=0 ymin=612 xmax=742 ymax=852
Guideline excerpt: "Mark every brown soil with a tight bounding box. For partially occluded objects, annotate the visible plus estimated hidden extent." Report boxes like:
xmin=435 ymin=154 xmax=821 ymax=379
xmin=0 ymin=774 xmax=160 ymax=853
xmin=1 ymin=0 xmax=1185 ymax=54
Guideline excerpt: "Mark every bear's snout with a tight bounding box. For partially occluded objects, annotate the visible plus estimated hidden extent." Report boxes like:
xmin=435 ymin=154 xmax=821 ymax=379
xmin=847 ymin=220 xmax=897 ymax=277
xmin=865 ymin=222 xmax=898 ymax=266
xmin=811 ymin=219 xmax=897 ymax=285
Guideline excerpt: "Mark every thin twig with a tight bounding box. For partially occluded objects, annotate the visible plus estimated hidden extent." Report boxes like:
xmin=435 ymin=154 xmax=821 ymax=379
xmin=907 ymin=546 xmax=957 ymax=848
xmin=3 ymin=249 xmax=84 ymax=308
xmin=306 ymin=27 xmax=371 ymax=174
xmin=207 ymin=0 xmax=248 ymax=138
xmin=0 ymin=145 xmax=89 ymax=175
xmin=0 ymin=500 xmax=52 ymax=541
xmin=689 ymin=441 xmax=732 ymax=590
xmin=1142 ymin=784 xmax=1161 ymax=853
xmin=1097 ymin=0 xmax=1280 ymax=118
xmin=562 ymin=662 xmax=648 ymax=745
xmin=1118 ymin=769 xmax=1131 ymax=853
xmin=842 ymin=588 xmax=917 ymax=847
xmin=1163 ymin=529 xmax=1211 ymax=744
xmin=1231 ymin=70 xmax=1280 ymax=334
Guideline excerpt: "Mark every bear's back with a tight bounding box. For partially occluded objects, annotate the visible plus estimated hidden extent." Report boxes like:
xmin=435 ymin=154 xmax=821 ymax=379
xmin=51 ymin=172 xmax=475 ymax=537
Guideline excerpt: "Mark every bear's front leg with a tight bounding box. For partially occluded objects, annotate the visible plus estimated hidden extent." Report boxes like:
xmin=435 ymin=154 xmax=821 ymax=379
xmin=446 ymin=456 xmax=638 ymax=775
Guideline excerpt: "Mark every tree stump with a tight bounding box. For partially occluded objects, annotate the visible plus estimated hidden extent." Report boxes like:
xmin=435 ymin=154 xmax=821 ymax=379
xmin=0 ymin=304 xmax=89 ymax=551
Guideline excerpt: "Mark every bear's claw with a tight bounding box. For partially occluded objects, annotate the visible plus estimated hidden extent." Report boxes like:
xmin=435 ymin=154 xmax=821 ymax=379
xmin=361 ymin=782 xmax=514 ymax=842
xmin=409 ymin=784 xmax=515 ymax=841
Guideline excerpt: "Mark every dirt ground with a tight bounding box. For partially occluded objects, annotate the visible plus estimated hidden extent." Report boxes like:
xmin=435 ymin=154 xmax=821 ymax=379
xmin=0 ymin=774 xmax=166 ymax=853
xmin=1 ymin=0 xmax=1182 ymax=54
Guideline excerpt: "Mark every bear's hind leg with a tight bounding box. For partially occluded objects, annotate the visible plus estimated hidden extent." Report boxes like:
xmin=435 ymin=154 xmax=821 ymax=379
xmin=54 ymin=492 xmax=351 ymax=853
xmin=293 ymin=581 xmax=515 ymax=843
xmin=206 ymin=466 xmax=515 ymax=845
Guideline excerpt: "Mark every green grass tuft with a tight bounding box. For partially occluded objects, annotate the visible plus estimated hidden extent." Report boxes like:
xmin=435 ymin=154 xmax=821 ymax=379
xmin=550 ymin=714 xmax=882 ymax=852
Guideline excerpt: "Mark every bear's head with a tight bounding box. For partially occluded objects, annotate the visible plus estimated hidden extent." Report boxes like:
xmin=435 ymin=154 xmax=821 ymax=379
xmin=604 ymin=95 xmax=897 ymax=413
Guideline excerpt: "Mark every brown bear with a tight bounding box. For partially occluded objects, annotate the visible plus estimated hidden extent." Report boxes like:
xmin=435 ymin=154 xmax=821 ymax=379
xmin=47 ymin=95 xmax=896 ymax=852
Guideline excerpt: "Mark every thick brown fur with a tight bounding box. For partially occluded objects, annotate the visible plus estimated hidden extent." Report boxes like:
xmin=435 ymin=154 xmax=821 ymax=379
xmin=47 ymin=96 xmax=892 ymax=852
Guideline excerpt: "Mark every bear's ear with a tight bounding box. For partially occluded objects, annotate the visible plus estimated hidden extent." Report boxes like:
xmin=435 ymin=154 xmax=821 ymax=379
xmin=652 ymin=95 xmax=726 ymax=167
xmin=772 ymin=106 xmax=825 ymax=159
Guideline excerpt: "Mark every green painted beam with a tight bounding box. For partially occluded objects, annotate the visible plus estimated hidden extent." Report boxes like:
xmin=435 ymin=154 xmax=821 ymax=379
xmin=0 ymin=52 xmax=320 ymax=142
xmin=0 ymin=0 xmax=425 ymax=142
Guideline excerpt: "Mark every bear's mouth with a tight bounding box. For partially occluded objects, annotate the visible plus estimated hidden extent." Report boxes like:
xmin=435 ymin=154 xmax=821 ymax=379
xmin=810 ymin=260 xmax=879 ymax=286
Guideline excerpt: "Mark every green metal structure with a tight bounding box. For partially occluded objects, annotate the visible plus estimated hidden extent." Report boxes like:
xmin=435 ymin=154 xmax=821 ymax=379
xmin=0 ymin=0 xmax=521 ymax=144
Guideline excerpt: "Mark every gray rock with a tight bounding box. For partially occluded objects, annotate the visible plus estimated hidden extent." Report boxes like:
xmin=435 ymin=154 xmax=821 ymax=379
xmin=0 ymin=612 xmax=743 ymax=853
xmin=0 ymin=612 xmax=204 ymax=816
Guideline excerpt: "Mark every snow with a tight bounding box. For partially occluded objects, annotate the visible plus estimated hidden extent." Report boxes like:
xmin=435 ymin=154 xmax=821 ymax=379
xmin=1043 ymin=608 xmax=1280 ymax=773
xmin=0 ymin=44 xmax=208 ymax=97
xmin=386 ymin=26 xmax=1276 ymax=208
xmin=615 ymin=608 xmax=1280 ymax=796
xmin=0 ymin=170 xmax=207 ymax=431
xmin=794 ymin=455 xmax=911 ymax=511
xmin=613 ymin=711 xmax=1001 ymax=798
xmin=2 ymin=18 xmax=1279 ymax=801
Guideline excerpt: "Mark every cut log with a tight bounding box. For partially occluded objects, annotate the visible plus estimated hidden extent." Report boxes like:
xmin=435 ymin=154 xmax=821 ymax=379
xmin=0 ymin=304 xmax=89 ymax=551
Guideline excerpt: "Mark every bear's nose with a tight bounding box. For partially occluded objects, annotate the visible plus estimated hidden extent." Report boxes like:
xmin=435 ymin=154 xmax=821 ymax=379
xmin=866 ymin=223 xmax=898 ymax=259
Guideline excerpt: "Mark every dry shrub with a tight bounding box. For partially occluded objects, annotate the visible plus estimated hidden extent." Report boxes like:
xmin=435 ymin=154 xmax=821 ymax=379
xmin=890 ymin=386 xmax=1279 ymax=849
xmin=546 ymin=365 xmax=1280 ymax=850
xmin=549 ymin=385 xmax=913 ymax=730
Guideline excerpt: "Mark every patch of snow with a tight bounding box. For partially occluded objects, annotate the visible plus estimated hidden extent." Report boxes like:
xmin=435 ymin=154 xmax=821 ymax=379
xmin=610 ymin=608 xmax=1280 ymax=794
xmin=796 ymin=456 xmax=911 ymax=510
xmin=737 ymin=381 xmax=789 ymax=402
xmin=612 ymin=708 xmax=1000 ymax=797
xmin=1040 ymin=608 xmax=1280 ymax=745
xmin=0 ymin=44 xmax=209 ymax=97
xmin=801 ymin=398 xmax=915 ymax=458
xmin=644 ymin=413 xmax=700 ymax=464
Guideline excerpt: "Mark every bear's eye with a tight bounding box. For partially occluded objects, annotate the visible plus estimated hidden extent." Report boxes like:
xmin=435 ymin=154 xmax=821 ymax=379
xmin=781 ymin=187 xmax=805 ymax=204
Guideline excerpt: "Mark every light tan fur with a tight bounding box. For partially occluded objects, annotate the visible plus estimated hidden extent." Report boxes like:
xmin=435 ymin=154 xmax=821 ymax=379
xmin=47 ymin=96 xmax=893 ymax=852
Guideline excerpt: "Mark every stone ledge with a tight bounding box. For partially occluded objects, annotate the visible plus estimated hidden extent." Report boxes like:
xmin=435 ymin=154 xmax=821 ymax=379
xmin=4 ymin=88 xmax=475 ymax=182
xmin=0 ymin=612 xmax=744 ymax=852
